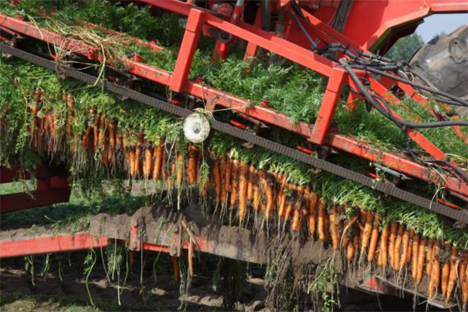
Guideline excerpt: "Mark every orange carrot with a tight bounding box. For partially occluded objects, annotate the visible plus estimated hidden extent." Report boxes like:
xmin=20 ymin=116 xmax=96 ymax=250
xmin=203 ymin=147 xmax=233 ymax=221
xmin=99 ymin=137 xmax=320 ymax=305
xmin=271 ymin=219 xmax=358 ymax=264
xmin=278 ymin=191 xmax=287 ymax=218
xmin=93 ymin=113 xmax=100 ymax=153
xmin=196 ymin=150 xmax=202 ymax=185
xmin=187 ymin=145 xmax=197 ymax=185
xmin=122 ymin=131 xmax=128 ymax=151
xmin=284 ymin=201 xmax=294 ymax=222
xmin=416 ymin=238 xmax=426 ymax=284
xmin=153 ymin=138 xmax=164 ymax=181
xmin=224 ymin=159 xmax=232 ymax=204
xmin=405 ymin=230 xmax=415 ymax=268
xmin=441 ymin=261 xmax=450 ymax=297
xmin=135 ymin=132 xmax=144 ymax=178
xmin=43 ymin=110 xmax=50 ymax=136
xmin=347 ymin=240 xmax=355 ymax=264
xmin=446 ymin=247 xmax=458 ymax=301
xmin=247 ymin=165 xmax=255 ymax=202
xmin=230 ymin=159 xmax=239 ymax=207
xmin=213 ymin=160 xmax=221 ymax=203
xmin=337 ymin=206 xmax=344 ymax=244
xmin=342 ymin=215 xmax=359 ymax=246
xmin=379 ymin=225 xmax=389 ymax=269
xmin=277 ymin=174 xmax=288 ymax=218
xmin=82 ymin=125 xmax=91 ymax=151
xmin=167 ymin=160 xmax=175 ymax=190
xmin=354 ymin=233 xmax=359 ymax=254
xmin=303 ymin=186 xmax=311 ymax=209
xmin=462 ymin=256 xmax=468 ymax=305
xmin=426 ymin=239 xmax=434 ymax=276
xmin=291 ymin=204 xmax=301 ymax=232
xmin=259 ymin=170 xmax=273 ymax=220
xmin=66 ymin=94 xmax=74 ymax=138
xmin=361 ymin=211 xmax=374 ymax=256
xmin=368 ymin=223 xmax=380 ymax=263
xmin=176 ymin=151 xmax=184 ymax=187
xmin=323 ymin=213 xmax=331 ymax=243
xmin=143 ymin=143 xmax=153 ymax=179
xmin=129 ymin=149 xmax=136 ymax=178
xmin=412 ymin=235 xmax=420 ymax=280
xmin=238 ymin=162 xmax=248 ymax=221
xmin=100 ymin=120 xmax=109 ymax=167
xmin=429 ymin=256 xmax=440 ymax=299
xmin=98 ymin=118 xmax=107 ymax=151
xmin=115 ymin=126 xmax=122 ymax=149
xmin=108 ymin=122 xmax=116 ymax=150
xmin=309 ymin=192 xmax=319 ymax=236
xmin=51 ymin=112 xmax=59 ymax=138
xmin=388 ymin=222 xmax=397 ymax=270
xmin=399 ymin=230 xmax=409 ymax=270
xmin=317 ymin=199 xmax=327 ymax=241
xmin=253 ymin=174 xmax=260 ymax=210
xmin=458 ymin=254 xmax=466 ymax=304
xmin=329 ymin=206 xmax=339 ymax=250
xmin=393 ymin=224 xmax=404 ymax=271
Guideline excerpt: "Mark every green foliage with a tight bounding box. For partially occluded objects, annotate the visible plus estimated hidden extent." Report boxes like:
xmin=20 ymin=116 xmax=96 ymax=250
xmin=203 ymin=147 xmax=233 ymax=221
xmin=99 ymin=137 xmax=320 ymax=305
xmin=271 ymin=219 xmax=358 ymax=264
xmin=385 ymin=33 xmax=424 ymax=61
xmin=0 ymin=0 xmax=467 ymax=252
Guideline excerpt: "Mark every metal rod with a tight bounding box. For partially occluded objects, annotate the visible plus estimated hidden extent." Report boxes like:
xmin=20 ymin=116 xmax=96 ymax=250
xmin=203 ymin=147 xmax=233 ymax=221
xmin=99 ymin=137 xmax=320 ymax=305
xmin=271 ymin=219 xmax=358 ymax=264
xmin=289 ymin=10 xmax=318 ymax=50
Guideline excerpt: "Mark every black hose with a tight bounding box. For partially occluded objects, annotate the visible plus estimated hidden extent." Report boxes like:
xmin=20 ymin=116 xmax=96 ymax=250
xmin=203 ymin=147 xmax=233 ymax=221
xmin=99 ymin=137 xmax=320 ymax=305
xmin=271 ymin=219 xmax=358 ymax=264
xmin=405 ymin=137 xmax=468 ymax=185
xmin=342 ymin=57 xmax=468 ymax=183
xmin=350 ymin=64 xmax=468 ymax=107
xmin=340 ymin=58 xmax=468 ymax=129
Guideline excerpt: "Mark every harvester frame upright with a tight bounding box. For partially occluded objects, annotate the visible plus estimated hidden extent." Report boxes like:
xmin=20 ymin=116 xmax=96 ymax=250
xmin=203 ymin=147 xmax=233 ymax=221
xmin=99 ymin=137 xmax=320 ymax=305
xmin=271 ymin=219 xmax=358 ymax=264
xmin=0 ymin=0 xmax=467 ymax=307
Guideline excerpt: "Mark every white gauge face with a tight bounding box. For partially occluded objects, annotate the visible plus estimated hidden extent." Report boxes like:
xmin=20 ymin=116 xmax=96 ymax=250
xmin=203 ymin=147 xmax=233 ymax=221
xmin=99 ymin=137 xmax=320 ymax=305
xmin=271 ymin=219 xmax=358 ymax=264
xmin=183 ymin=113 xmax=211 ymax=144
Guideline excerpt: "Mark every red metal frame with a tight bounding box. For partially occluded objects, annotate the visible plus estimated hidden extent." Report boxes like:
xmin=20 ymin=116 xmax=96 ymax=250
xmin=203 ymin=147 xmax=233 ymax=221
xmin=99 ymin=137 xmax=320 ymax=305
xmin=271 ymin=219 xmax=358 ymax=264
xmin=0 ymin=0 xmax=467 ymax=201
xmin=0 ymin=165 xmax=71 ymax=213
xmin=311 ymin=0 xmax=468 ymax=52
xmin=0 ymin=233 xmax=108 ymax=258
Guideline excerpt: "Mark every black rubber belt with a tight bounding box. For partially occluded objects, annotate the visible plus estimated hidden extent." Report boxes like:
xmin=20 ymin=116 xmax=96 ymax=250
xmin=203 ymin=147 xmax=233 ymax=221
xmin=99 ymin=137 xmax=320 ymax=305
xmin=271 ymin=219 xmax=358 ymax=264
xmin=2 ymin=44 xmax=467 ymax=224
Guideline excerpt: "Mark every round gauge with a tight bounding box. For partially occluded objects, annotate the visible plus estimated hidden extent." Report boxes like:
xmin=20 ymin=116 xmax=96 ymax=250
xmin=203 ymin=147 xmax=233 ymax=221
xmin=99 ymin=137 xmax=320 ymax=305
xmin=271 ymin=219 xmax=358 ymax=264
xmin=183 ymin=112 xmax=211 ymax=144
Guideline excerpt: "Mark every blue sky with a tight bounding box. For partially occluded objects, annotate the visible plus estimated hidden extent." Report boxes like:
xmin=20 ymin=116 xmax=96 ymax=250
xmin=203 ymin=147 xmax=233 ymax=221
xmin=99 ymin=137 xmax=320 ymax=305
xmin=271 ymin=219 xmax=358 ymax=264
xmin=416 ymin=14 xmax=468 ymax=42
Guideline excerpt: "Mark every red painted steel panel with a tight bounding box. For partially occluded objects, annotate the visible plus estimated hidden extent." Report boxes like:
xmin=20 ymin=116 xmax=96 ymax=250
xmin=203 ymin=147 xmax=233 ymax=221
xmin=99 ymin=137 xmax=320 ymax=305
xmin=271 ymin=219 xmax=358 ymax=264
xmin=0 ymin=233 xmax=108 ymax=258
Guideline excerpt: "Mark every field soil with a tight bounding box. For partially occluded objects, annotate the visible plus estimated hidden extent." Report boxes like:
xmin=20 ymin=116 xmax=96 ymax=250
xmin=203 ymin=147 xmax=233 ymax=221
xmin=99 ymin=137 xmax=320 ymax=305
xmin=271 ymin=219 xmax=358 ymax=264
xmin=0 ymin=262 xmax=445 ymax=312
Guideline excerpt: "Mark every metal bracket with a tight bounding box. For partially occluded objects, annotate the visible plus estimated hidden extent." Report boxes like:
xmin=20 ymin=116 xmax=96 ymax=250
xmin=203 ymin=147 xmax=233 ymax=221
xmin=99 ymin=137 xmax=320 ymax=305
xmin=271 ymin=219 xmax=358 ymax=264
xmin=170 ymin=223 xmax=182 ymax=257
xmin=129 ymin=218 xmax=143 ymax=251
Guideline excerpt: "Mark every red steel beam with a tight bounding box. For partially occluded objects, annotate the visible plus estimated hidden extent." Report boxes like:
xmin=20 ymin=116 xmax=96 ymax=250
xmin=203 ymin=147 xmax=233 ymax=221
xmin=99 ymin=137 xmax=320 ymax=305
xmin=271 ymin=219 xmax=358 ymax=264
xmin=325 ymin=133 xmax=468 ymax=197
xmin=394 ymin=80 xmax=468 ymax=143
xmin=0 ymin=233 xmax=108 ymax=258
xmin=140 ymin=1 xmax=335 ymax=76
xmin=368 ymin=77 xmax=446 ymax=161
xmin=1 ymin=14 xmax=466 ymax=197
xmin=170 ymin=9 xmax=204 ymax=92
xmin=310 ymin=68 xmax=347 ymax=144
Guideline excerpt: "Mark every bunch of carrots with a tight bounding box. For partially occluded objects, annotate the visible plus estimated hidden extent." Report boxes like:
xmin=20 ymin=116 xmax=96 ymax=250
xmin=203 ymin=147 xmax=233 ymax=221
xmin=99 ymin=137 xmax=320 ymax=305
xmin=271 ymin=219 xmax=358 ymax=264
xmin=19 ymin=89 xmax=468 ymax=306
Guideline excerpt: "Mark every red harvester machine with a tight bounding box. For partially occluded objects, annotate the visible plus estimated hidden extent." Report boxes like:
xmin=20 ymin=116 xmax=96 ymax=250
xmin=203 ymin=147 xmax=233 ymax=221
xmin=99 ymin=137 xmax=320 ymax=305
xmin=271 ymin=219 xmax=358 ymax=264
xmin=0 ymin=0 xmax=467 ymax=307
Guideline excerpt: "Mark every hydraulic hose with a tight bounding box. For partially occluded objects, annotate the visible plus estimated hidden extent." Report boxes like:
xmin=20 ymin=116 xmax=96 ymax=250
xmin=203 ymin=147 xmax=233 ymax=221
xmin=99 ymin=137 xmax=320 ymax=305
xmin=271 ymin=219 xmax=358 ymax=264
xmin=405 ymin=137 xmax=468 ymax=184
xmin=340 ymin=58 xmax=468 ymax=128
xmin=350 ymin=64 xmax=468 ymax=107
xmin=341 ymin=58 xmax=468 ymax=183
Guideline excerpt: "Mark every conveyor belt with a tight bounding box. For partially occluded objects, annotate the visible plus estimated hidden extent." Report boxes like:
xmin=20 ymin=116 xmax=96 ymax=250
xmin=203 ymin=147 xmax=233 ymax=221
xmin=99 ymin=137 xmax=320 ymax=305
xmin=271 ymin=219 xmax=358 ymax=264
xmin=1 ymin=43 xmax=466 ymax=224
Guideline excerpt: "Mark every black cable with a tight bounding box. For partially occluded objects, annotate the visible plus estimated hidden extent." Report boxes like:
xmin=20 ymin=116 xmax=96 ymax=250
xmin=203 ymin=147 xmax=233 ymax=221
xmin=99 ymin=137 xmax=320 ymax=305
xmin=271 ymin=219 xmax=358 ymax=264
xmin=350 ymin=64 xmax=468 ymax=107
xmin=340 ymin=58 xmax=468 ymax=129
xmin=342 ymin=57 xmax=468 ymax=184
xmin=405 ymin=137 xmax=468 ymax=185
